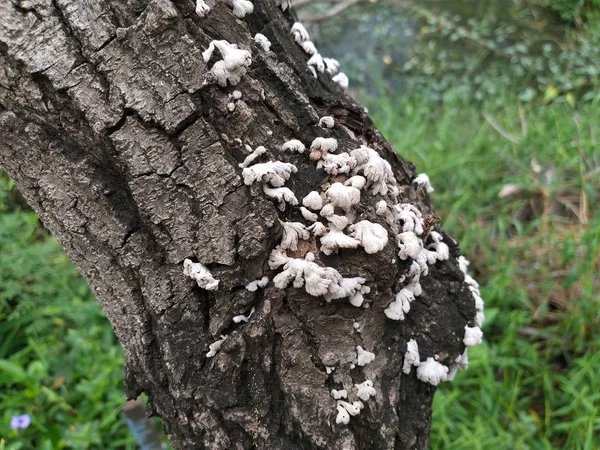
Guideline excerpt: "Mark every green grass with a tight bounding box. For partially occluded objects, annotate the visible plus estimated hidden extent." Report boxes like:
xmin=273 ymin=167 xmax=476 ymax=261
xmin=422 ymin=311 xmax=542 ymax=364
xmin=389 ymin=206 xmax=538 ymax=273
xmin=0 ymin=196 xmax=136 ymax=449
xmin=367 ymin=93 xmax=600 ymax=449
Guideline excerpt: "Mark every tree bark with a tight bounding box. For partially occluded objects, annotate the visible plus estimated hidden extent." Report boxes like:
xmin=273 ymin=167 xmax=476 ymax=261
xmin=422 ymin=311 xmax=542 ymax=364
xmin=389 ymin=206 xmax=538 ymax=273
xmin=0 ymin=1 xmax=477 ymax=448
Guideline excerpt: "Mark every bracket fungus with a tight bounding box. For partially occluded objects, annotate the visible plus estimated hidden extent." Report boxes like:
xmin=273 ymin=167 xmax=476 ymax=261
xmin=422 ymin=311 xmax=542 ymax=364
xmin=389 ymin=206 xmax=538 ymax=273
xmin=402 ymin=339 xmax=420 ymax=374
xmin=348 ymin=220 xmax=388 ymax=254
xmin=356 ymin=345 xmax=375 ymax=366
xmin=203 ymin=40 xmax=252 ymax=87
xmin=254 ymin=33 xmax=271 ymax=52
xmin=416 ymin=357 xmax=449 ymax=386
xmin=183 ymin=259 xmax=219 ymax=290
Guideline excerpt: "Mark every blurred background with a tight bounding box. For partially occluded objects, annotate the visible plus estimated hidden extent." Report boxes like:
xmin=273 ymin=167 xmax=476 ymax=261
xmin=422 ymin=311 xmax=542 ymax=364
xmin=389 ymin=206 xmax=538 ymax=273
xmin=1 ymin=0 xmax=599 ymax=448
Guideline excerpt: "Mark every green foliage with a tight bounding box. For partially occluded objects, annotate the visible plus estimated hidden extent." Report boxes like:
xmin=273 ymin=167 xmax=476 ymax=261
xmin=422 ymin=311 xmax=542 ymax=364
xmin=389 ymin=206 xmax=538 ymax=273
xmin=534 ymin=0 xmax=600 ymax=27
xmin=0 ymin=179 xmax=136 ymax=450
xmin=367 ymin=91 xmax=600 ymax=449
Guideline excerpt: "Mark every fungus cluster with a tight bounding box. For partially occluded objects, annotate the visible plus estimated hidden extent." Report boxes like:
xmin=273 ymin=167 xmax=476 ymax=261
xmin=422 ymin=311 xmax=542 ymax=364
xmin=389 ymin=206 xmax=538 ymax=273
xmin=203 ymin=40 xmax=252 ymax=87
xmin=290 ymin=22 xmax=348 ymax=89
xmin=331 ymin=380 xmax=377 ymax=424
xmin=254 ymin=33 xmax=271 ymax=52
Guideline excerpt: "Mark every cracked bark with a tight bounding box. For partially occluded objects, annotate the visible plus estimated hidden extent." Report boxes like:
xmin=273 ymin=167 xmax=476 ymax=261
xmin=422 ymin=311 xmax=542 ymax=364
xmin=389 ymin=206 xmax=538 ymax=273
xmin=0 ymin=1 xmax=477 ymax=449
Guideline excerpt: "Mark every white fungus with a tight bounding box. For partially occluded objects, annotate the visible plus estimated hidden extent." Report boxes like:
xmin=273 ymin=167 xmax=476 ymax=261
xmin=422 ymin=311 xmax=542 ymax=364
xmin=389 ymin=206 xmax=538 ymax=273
xmin=307 ymin=65 xmax=317 ymax=79
xmin=344 ymin=175 xmax=367 ymax=190
xmin=348 ymin=220 xmax=388 ymax=254
xmin=335 ymin=404 xmax=350 ymax=425
xmin=320 ymin=227 xmax=360 ymax=255
xmin=376 ymin=200 xmax=387 ymax=216
xmin=416 ymin=357 xmax=448 ymax=386
xmin=324 ymin=57 xmax=340 ymax=75
xmin=309 ymin=137 xmax=338 ymax=161
xmin=350 ymin=146 xmax=395 ymax=195
xmin=302 ymin=191 xmax=323 ymax=211
xmin=332 ymin=72 xmax=349 ymax=89
xmin=232 ymin=90 xmax=242 ymax=100
xmin=325 ymin=182 xmax=361 ymax=212
xmin=233 ymin=307 xmax=254 ymax=323
xmin=413 ymin=173 xmax=434 ymax=193
xmin=239 ymin=145 xmax=266 ymax=168
xmin=308 ymin=221 xmax=327 ymax=236
xmin=394 ymin=204 xmax=425 ymax=235
xmin=428 ymin=231 xmax=450 ymax=261
xmin=384 ymin=288 xmax=415 ymax=321
xmin=307 ymin=53 xmax=325 ymax=73
xmin=262 ymin=185 xmax=299 ymax=210
xmin=183 ymin=259 xmax=219 ymax=290
xmin=242 ymin=161 xmax=297 ymax=187
xmin=281 ymin=139 xmax=306 ymax=154
xmin=227 ymin=102 xmax=236 ymax=112
xmin=254 ymin=33 xmax=271 ymax=51
xmin=318 ymin=152 xmax=356 ymax=175
xmin=463 ymin=325 xmax=483 ymax=346
xmin=319 ymin=116 xmax=335 ymax=128
xmin=355 ymin=380 xmax=376 ymax=401
xmin=280 ymin=221 xmax=309 ymax=251
xmin=348 ymin=284 xmax=370 ymax=308
xmin=291 ymin=22 xmax=310 ymax=43
xmin=195 ymin=0 xmax=210 ymax=17
xmin=300 ymin=40 xmax=317 ymax=55
xmin=245 ymin=276 xmax=269 ymax=292
xmin=356 ymin=346 xmax=375 ymax=366
xmin=397 ymin=232 xmax=423 ymax=260
xmin=206 ymin=335 xmax=227 ymax=358
xmin=331 ymin=389 xmax=347 ymax=400
xmin=300 ymin=206 xmax=319 ymax=222
xmin=402 ymin=339 xmax=420 ymax=374
xmin=337 ymin=400 xmax=363 ymax=416
xmin=228 ymin=0 xmax=254 ymax=18
xmin=203 ymin=40 xmax=252 ymax=87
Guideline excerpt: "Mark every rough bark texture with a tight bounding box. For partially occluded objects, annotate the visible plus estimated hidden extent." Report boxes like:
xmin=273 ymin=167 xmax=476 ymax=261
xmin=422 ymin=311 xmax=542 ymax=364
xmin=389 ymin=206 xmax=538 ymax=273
xmin=0 ymin=1 xmax=477 ymax=449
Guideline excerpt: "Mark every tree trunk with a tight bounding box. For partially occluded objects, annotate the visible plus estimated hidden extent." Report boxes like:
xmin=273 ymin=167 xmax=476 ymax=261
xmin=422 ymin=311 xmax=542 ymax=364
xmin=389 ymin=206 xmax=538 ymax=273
xmin=0 ymin=1 xmax=479 ymax=448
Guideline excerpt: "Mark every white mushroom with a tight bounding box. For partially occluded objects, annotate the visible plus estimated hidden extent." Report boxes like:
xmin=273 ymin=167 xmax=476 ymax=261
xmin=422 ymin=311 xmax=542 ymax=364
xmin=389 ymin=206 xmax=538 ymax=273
xmin=228 ymin=0 xmax=254 ymax=18
xmin=319 ymin=116 xmax=335 ymax=128
xmin=206 ymin=335 xmax=227 ymax=358
xmin=318 ymin=152 xmax=356 ymax=175
xmin=242 ymin=161 xmax=297 ymax=187
xmin=332 ymin=72 xmax=349 ymax=89
xmin=195 ymin=0 xmax=210 ymax=17
xmin=350 ymin=146 xmax=395 ymax=195
xmin=254 ymin=33 xmax=271 ymax=51
xmin=300 ymin=207 xmax=318 ymax=222
xmin=413 ymin=173 xmax=434 ymax=193
xmin=245 ymin=276 xmax=269 ymax=292
xmin=280 ymin=221 xmax=309 ymax=251
xmin=348 ymin=220 xmax=388 ymax=254
xmin=325 ymin=182 xmax=361 ymax=212
xmin=354 ymin=380 xmax=376 ymax=401
xmin=203 ymin=40 xmax=252 ymax=87
xmin=463 ymin=325 xmax=483 ymax=346
xmin=331 ymin=389 xmax=347 ymax=400
xmin=356 ymin=345 xmax=375 ymax=366
xmin=397 ymin=232 xmax=423 ymax=260
xmin=183 ymin=259 xmax=219 ymax=290
xmin=416 ymin=357 xmax=448 ymax=386
xmin=262 ymin=185 xmax=298 ymax=210
xmin=383 ymin=288 xmax=414 ymax=321
xmin=309 ymin=137 xmax=338 ymax=161
xmin=281 ymin=139 xmax=306 ymax=154
xmin=402 ymin=339 xmax=420 ymax=374
xmin=302 ymin=191 xmax=324 ymax=210
xmin=291 ymin=22 xmax=310 ymax=43
xmin=239 ymin=145 xmax=266 ymax=168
